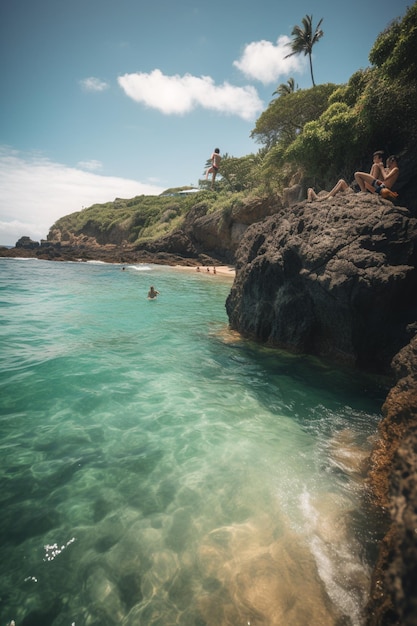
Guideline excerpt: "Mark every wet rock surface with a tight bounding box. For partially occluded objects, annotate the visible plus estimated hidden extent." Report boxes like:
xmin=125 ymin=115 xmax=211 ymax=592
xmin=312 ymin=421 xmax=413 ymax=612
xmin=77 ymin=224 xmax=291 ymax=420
xmin=367 ymin=335 xmax=417 ymax=626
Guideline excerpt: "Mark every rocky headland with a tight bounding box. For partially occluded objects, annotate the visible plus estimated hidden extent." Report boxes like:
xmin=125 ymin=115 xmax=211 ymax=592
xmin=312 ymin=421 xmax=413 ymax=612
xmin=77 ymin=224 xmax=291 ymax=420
xmin=226 ymin=192 xmax=417 ymax=373
xmin=2 ymin=189 xmax=417 ymax=624
xmin=1 ymin=193 xmax=279 ymax=266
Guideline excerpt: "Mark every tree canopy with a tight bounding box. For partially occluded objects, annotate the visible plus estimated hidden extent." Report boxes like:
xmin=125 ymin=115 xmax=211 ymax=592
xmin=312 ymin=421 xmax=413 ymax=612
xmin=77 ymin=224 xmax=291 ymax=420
xmin=272 ymin=77 xmax=298 ymax=98
xmin=251 ymin=83 xmax=337 ymax=149
xmin=284 ymin=15 xmax=324 ymax=86
xmin=369 ymin=3 xmax=417 ymax=80
xmin=266 ymin=3 xmax=417 ymax=189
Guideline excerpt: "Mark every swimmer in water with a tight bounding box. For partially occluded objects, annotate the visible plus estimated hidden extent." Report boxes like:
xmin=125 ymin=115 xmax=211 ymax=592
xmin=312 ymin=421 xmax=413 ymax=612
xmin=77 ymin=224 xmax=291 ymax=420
xmin=147 ymin=286 xmax=160 ymax=299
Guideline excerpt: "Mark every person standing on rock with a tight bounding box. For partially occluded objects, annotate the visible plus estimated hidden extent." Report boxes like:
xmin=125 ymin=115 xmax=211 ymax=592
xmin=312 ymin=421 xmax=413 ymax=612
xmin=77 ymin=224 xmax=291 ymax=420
xmin=354 ymin=155 xmax=399 ymax=198
xmin=206 ymin=148 xmax=221 ymax=188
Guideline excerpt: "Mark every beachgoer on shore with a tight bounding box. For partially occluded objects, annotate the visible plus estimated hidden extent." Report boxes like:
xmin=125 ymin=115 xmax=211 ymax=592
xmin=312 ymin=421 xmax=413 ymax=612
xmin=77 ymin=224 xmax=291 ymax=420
xmin=147 ymin=286 xmax=160 ymax=299
xmin=354 ymin=155 xmax=399 ymax=199
xmin=307 ymin=150 xmax=387 ymax=201
xmin=206 ymin=148 xmax=221 ymax=188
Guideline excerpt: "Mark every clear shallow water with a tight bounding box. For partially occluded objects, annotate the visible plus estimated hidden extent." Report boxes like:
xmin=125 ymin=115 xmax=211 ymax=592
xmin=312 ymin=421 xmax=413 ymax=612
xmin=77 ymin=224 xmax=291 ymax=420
xmin=0 ymin=258 xmax=386 ymax=626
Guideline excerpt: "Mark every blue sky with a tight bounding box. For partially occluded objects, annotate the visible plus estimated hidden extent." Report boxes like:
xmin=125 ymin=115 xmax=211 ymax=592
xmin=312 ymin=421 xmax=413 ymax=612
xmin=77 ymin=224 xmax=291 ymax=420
xmin=0 ymin=0 xmax=411 ymax=245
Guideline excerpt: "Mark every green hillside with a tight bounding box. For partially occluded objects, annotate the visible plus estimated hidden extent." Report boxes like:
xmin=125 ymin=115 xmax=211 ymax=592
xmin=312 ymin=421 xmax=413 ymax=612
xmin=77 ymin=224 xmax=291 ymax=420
xmin=49 ymin=3 xmax=417 ymax=246
xmin=49 ymin=190 xmax=207 ymax=245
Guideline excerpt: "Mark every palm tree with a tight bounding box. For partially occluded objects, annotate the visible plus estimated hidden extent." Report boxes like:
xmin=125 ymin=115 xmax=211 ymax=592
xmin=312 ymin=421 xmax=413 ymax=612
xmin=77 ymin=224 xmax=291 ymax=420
xmin=284 ymin=15 xmax=324 ymax=87
xmin=272 ymin=77 xmax=298 ymax=97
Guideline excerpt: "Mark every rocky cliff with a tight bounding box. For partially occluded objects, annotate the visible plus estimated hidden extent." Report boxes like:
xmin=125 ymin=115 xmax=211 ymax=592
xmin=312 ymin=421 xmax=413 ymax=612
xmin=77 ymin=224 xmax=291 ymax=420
xmin=366 ymin=335 xmax=417 ymax=625
xmin=2 ymin=194 xmax=281 ymax=266
xmin=226 ymin=193 xmax=417 ymax=373
xmin=144 ymin=195 xmax=280 ymax=263
xmin=225 ymin=191 xmax=417 ymax=625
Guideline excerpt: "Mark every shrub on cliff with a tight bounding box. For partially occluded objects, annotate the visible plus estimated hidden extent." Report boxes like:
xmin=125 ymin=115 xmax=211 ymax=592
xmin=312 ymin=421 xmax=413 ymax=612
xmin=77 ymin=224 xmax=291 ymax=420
xmin=280 ymin=3 xmax=417 ymax=189
xmin=48 ymin=193 xmax=207 ymax=246
xmin=251 ymin=83 xmax=338 ymax=150
xmin=246 ymin=3 xmax=416 ymax=198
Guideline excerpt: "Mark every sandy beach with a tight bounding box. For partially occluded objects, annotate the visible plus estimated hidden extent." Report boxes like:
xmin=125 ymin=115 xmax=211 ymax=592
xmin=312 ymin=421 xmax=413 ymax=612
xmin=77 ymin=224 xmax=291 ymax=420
xmin=174 ymin=264 xmax=236 ymax=278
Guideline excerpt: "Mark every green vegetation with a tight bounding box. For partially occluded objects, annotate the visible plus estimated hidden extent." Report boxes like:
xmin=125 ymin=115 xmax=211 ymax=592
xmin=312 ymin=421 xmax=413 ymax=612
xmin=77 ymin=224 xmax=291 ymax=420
xmin=284 ymin=15 xmax=324 ymax=87
xmin=50 ymin=191 xmax=208 ymax=245
xmin=251 ymin=83 xmax=338 ymax=149
xmin=50 ymin=4 xmax=417 ymax=245
xmin=251 ymin=2 xmax=417 ymax=190
xmin=272 ymin=77 xmax=299 ymax=98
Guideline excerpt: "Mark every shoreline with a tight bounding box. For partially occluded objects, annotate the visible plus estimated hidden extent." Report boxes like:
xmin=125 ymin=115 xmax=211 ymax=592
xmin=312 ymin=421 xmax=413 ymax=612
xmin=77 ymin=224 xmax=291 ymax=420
xmin=173 ymin=264 xmax=235 ymax=278
xmin=0 ymin=247 xmax=235 ymax=277
xmin=0 ymin=250 xmax=236 ymax=279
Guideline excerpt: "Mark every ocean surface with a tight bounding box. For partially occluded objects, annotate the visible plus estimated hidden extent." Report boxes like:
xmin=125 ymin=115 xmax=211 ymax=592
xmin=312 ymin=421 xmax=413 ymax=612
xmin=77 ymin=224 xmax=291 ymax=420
xmin=0 ymin=258 xmax=387 ymax=626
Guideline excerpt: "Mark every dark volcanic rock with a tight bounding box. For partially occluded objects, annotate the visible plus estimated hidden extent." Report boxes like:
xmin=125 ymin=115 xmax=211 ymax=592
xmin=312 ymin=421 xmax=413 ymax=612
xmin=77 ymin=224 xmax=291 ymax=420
xmin=226 ymin=192 xmax=417 ymax=373
xmin=142 ymin=230 xmax=198 ymax=258
xmin=15 ymin=236 xmax=39 ymax=249
xmin=367 ymin=335 xmax=417 ymax=625
xmin=179 ymin=195 xmax=280 ymax=263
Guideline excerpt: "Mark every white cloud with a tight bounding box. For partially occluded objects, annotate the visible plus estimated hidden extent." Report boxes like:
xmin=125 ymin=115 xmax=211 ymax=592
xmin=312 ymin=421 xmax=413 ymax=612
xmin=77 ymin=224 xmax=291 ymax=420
xmin=79 ymin=77 xmax=110 ymax=92
xmin=77 ymin=159 xmax=103 ymax=171
xmin=233 ymin=35 xmax=305 ymax=85
xmin=118 ymin=69 xmax=263 ymax=121
xmin=0 ymin=147 xmax=165 ymax=246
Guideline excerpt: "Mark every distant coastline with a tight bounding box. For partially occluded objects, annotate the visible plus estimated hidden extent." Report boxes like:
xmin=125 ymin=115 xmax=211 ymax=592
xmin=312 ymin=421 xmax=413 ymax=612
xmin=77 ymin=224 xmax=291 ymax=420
xmin=0 ymin=244 xmax=235 ymax=277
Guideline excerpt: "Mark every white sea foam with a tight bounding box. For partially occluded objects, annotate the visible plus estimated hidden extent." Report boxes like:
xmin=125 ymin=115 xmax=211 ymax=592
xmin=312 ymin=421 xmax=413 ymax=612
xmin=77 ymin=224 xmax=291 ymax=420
xmin=299 ymin=489 xmax=371 ymax=626
xmin=129 ymin=263 xmax=153 ymax=271
xmin=85 ymin=259 xmax=108 ymax=264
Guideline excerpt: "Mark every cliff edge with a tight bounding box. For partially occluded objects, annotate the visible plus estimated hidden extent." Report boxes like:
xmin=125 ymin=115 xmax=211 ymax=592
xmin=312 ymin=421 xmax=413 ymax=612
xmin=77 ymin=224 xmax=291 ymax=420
xmin=226 ymin=193 xmax=417 ymax=373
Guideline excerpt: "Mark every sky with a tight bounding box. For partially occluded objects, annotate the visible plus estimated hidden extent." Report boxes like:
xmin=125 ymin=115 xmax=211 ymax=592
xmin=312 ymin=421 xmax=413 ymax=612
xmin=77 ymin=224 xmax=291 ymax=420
xmin=0 ymin=0 xmax=411 ymax=245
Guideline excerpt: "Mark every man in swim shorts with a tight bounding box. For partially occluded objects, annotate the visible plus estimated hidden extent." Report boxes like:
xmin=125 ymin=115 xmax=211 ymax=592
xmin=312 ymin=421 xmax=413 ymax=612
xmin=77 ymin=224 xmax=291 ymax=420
xmin=206 ymin=148 xmax=221 ymax=188
xmin=307 ymin=150 xmax=387 ymax=201
xmin=354 ymin=155 xmax=399 ymax=198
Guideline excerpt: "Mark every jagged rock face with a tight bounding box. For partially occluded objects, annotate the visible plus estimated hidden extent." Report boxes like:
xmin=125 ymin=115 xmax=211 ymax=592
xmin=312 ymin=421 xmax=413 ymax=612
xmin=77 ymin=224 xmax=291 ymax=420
xmin=47 ymin=196 xmax=280 ymax=264
xmin=366 ymin=335 xmax=417 ymax=625
xmin=226 ymin=193 xmax=417 ymax=373
xmin=15 ymin=236 xmax=39 ymax=249
xmin=145 ymin=195 xmax=281 ymax=264
xmin=143 ymin=230 xmax=198 ymax=258
xmin=183 ymin=196 xmax=280 ymax=262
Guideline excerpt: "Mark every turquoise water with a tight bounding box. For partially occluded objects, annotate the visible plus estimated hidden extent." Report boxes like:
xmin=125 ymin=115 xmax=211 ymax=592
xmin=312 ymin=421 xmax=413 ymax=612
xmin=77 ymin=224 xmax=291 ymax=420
xmin=0 ymin=258 xmax=386 ymax=626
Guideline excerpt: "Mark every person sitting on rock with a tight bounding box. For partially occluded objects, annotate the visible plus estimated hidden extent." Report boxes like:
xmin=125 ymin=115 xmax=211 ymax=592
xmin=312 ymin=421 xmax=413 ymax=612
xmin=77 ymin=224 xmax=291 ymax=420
xmin=354 ymin=155 xmax=399 ymax=199
xmin=307 ymin=178 xmax=351 ymax=201
xmin=307 ymin=150 xmax=386 ymax=202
